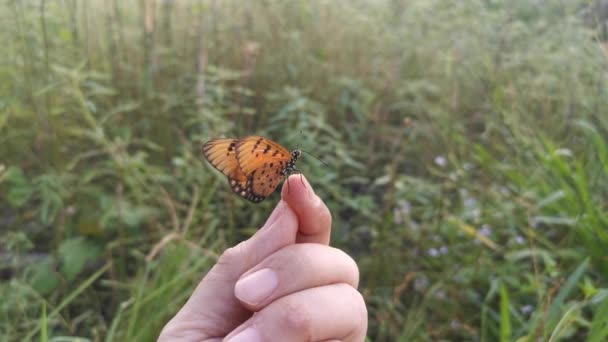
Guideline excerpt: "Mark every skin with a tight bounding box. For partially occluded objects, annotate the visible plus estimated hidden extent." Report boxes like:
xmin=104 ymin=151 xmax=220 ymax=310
xmin=157 ymin=175 xmax=367 ymax=342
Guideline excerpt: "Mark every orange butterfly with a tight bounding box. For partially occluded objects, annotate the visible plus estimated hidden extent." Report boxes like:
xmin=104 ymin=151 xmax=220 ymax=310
xmin=202 ymin=136 xmax=302 ymax=202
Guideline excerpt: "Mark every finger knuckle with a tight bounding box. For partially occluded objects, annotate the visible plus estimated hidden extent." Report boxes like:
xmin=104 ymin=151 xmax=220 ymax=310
xmin=317 ymin=198 xmax=332 ymax=227
xmin=325 ymin=206 xmax=333 ymax=227
xmin=345 ymin=286 xmax=368 ymax=334
xmin=337 ymin=283 xmax=367 ymax=323
xmin=279 ymin=301 xmax=313 ymax=337
xmin=217 ymin=241 xmax=247 ymax=267
xmin=340 ymin=250 xmax=360 ymax=287
xmin=273 ymin=245 xmax=301 ymax=268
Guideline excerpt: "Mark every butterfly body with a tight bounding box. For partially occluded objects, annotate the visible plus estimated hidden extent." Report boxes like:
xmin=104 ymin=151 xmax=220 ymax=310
xmin=202 ymin=136 xmax=301 ymax=203
xmin=281 ymin=150 xmax=302 ymax=176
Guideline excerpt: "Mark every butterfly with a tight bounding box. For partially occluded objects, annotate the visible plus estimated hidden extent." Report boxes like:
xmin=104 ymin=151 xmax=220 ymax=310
xmin=202 ymin=136 xmax=302 ymax=203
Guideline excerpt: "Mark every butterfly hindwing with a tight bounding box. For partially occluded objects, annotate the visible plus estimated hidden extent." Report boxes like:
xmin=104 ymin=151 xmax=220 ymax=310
xmin=250 ymin=163 xmax=283 ymax=198
xmin=227 ymin=176 xmax=265 ymax=203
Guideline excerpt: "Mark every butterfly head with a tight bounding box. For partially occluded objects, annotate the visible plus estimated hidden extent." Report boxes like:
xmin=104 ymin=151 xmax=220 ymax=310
xmin=292 ymin=149 xmax=302 ymax=160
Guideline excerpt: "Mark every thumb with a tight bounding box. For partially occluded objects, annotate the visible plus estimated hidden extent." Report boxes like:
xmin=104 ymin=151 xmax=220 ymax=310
xmin=158 ymin=200 xmax=298 ymax=341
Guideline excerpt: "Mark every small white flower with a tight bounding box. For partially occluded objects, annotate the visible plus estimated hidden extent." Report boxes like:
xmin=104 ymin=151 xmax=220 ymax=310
xmin=479 ymin=224 xmax=492 ymax=237
xmin=428 ymin=248 xmax=440 ymax=257
xmin=471 ymin=208 xmax=481 ymax=221
xmin=554 ymin=148 xmax=572 ymax=157
xmin=531 ymin=217 xmax=539 ymax=229
xmin=393 ymin=208 xmax=403 ymax=224
xmin=515 ymin=235 xmax=526 ymax=244
xmin=414 ymin=276 xmax=429 ymax=291
xmin=520 ymin=304 xmax=534 ymax=314
xmin=439 ymin=246 xmax=448 ymax=255
xmin=464 ymin=197 xmax=477 ymax=208
xmin=434 ymin=290 xmax=447 ymax=300
xmin=393 ymin=200 xmax=411 ymax=225
xmin=434 ymin=155 xmax=447 ymax=167
xmin=398 ymin=200 xmax=411 ymax=214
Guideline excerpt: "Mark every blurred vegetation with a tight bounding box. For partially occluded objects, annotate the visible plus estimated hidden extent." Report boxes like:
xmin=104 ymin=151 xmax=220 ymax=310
xmin=1 ymin=0 xmax=608 ymax=341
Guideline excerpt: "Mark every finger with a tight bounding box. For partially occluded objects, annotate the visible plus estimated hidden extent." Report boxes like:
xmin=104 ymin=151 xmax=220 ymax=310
xmin=158 ymin=200 xmax=298 ymax=341
xmin=225 ymin=283 xmax=368 ymax=342
xmin=206 ymin=200 xmax=298 ymax=282
xmin=281 ymin=174 xmax=332 ymax=245
xmin=234 ymin=243 xmax=359 ymax=310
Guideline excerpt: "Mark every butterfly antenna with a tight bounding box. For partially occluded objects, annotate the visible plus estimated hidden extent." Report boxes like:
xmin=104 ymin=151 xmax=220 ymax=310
xmin=296 ymin=129 xmax=304 ymax=150
xmin=301 ymin=150 xmax=330 ymax=169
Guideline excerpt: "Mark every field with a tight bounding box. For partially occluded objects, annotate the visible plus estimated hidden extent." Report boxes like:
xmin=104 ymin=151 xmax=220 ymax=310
xmin=2 ymin=0 xmax=608 ymax=341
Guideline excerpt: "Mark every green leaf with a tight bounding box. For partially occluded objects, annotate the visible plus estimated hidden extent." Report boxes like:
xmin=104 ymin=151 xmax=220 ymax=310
xmin=499 ymin=283 xmax=511 ymax=342
xmin=24 ymin=263 xmax=112 ymax=341
xmin=100 ymin=198 xmax=156 ymax=230
xmin=548 ymin=302 xmax=583 ymax=342
xmin=589 ymin=291 xmax=608 ymax=342
xmin=546 ymin=258 xmax=589 ymax=327
xmin=4 ymin=166 xmax=33 ymax=207
xmin=122 ymin=205 xmax=155 ymax=228
xmin=40 ymin=301 xmax=47 ymax=342
xmin=28 ymin=258 xmax=60 ymax=295
xmin=35 ymin=173 xmax=68 ymax=224
xmin=0 ymin=110 xmax=8 ymax=130
xmin=58 ymin=237 xmax=101 ymax=281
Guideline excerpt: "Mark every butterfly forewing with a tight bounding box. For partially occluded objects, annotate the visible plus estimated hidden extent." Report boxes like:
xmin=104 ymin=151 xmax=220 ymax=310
xmin=203 ymin=139 xmax=264 ymax=201
xmin=201 ymin=139 xmax=247 ymax=182
xmin=235 ymin=136 xmax=292 ymax=175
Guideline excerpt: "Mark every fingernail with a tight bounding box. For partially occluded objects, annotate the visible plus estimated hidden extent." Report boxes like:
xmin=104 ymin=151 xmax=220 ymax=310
xmin=226 ymin=327 xmax=260 ymax=342
xmin=262 ymin=200 xmax=286 ymax=229
xmin=235 ymin=268 xmax=279 ymax=306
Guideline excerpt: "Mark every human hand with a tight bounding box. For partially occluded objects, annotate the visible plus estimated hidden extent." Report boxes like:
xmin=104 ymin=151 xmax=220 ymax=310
xmin=158 ymin=175 xmax=367 ymax=341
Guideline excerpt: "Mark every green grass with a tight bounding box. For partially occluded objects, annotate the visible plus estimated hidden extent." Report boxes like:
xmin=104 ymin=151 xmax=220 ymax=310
xmin=1 ymin=0 xmax=608 ymax=340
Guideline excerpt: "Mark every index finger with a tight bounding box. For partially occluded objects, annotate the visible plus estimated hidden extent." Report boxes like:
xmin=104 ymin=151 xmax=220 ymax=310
xmin=281 ymin=174 xmax=332 ymax=245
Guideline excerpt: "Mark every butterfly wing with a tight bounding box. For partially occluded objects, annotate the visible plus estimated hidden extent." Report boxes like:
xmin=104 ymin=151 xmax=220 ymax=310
xmin=202 ymin=138 xmax=254 ymax=199
xmin=202 ymin=138 xmax=246 ymax=181
xmin=235 ymin=136 xmax=293 ymax=200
